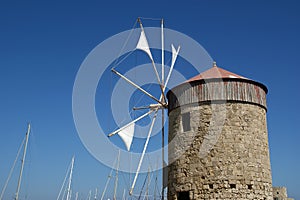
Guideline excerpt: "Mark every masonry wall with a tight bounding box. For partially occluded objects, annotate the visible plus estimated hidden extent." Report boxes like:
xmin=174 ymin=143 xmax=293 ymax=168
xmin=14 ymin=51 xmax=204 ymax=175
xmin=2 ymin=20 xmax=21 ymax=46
xmin=168 ymin=101 xmax=273 ymax=200
xmin=273 ymin=187 xmax=294 ymax=200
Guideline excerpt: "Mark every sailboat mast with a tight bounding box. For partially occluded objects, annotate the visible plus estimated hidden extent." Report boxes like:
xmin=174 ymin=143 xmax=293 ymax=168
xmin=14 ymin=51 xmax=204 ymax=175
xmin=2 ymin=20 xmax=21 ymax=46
xmin=75 ymin=192 xmax=79 ymax=200
xmin=154 ymin=165 xmax=158 ymax=200
xmin=146 ymin=167 xmax=150 ymax=200
xmin=94 ymin=188 xmax=98 ymax=200
xmin=113 ymin=150 xmax=120 ymax=200
xmin=122 ymin=189 xmax=126 ymax=200
xmin=161 ymin=18 xmax=165 ymax=200
xmin=15 ymin=123 xmax=30 ymax=200
xmin=66 ymin=156 xmax=75 ymax=200
xmin=88 ymin=190 xmax=91 ymax=200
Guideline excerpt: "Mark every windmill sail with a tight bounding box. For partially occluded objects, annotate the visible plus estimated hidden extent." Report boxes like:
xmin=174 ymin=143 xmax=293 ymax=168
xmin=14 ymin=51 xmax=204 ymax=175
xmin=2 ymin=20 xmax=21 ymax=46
xmin=171 ymin=44 xmax=180 ymax=69
xmin=136 ymin=30 xmax=153 ymax=61
xmin=118 ymin=123 xmax=135 ymax=151
xmin=164 ymin=44 xmax=181 ymax=91
xmin=108 ymin=19 xmax=182 ymax=198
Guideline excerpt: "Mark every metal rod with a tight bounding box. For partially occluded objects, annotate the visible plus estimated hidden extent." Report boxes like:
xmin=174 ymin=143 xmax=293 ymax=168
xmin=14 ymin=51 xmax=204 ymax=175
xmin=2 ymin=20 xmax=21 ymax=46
xmin=15 ymin=123 xmax=30 ymax=200
xmin=129 ymin=110 xmax=158 ymax=195
xmin=150 ymin=58 xmax=166 ymax=103
xmin=133 ymin=104 xmax=164 ymax=111
xmin=108 ymin=110 xmax=153 ymax=137
xmin=112 ymin=68 xmax=164 ymax=107
xmin=133 ymin=106 xmax=152 ymax=110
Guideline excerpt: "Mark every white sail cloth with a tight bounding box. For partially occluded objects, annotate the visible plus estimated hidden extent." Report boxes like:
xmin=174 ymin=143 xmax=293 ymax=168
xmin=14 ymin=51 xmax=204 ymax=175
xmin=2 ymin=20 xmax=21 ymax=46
xmin=136 ymin=30 xmax=153 ymax=61
xmin=171 ymin=44 xmax=180 ymax=69
xmin=117 ymin=123 xmax=135 ymax=151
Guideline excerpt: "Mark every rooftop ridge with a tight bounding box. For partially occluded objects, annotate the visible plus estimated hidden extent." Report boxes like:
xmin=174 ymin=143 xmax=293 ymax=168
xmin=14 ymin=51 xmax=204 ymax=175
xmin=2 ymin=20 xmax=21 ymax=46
xmin=187 ymin=64 xmax=248 ymax=82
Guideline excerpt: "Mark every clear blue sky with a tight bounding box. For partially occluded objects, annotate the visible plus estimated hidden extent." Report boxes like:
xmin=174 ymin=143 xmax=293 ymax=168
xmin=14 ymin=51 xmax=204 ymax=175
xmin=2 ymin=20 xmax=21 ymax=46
xmin=0 ymin=0 xmax=299 ymax=199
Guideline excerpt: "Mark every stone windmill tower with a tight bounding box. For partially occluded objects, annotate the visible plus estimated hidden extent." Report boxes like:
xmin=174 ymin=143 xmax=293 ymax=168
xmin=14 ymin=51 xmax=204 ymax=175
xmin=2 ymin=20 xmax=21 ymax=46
xmin=167 ymin=63 xmax=273 ymax=200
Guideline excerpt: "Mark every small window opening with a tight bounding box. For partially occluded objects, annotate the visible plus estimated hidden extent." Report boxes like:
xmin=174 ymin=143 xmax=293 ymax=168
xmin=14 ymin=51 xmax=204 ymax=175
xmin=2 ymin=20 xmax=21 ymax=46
xmin=230 ymin=184 xmax=236 ymax=189
xmin=209 ymin=184 xmax=213 ymax=189
xmin=177 ymin=191 xmax=190 ymax=200
xmin=247 ymin=184 xmax=252 ymax=189
xmin=182 ymin=112 xmax=191 ymax=132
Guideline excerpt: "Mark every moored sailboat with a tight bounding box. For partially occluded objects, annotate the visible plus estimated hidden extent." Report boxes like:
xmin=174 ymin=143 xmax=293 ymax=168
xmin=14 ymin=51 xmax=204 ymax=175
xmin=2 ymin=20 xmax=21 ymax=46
xmin=0 ymin=123 xmax=31 ymax=200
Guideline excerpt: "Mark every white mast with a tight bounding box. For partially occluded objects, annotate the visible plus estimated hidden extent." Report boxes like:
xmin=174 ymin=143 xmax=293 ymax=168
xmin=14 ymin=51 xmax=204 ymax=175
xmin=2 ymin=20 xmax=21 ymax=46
xmin=154 ymin=162 xmax=158 ymax=200
xmin=66 ymin=156 xmax=75 ymax=200
xmin=146 ymin=167 xmax=150 ymax=200
xmin=75 ymin=192 xmax=79 ymax=200
xmin=113 ymin=150 xmax=120 ymax=200
xmin=94 ymin=188 xmax=98 ymax=200
xmin=15 ymin=123 xmax=30 ymax=200
xmin=88 ymin=190 xmax=91 ymax=200
xmin=122 ymin=189 xmax=126 ymax=200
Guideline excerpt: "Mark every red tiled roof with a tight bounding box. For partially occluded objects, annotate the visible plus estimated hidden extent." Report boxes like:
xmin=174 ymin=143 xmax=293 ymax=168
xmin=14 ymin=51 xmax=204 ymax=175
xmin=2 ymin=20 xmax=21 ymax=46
xmin=187 ymin=63 xmax=248 ymax=82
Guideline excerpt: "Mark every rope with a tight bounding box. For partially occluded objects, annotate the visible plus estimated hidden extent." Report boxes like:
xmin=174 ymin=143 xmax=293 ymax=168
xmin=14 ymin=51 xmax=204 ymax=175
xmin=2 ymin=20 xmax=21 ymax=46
xmin=113 ymin=51 xmax=135 ymax=69
xmin=112 ymin=20 xmax=138 ymax=69
xmin=138 ymin=17 xmax=161 ymax=21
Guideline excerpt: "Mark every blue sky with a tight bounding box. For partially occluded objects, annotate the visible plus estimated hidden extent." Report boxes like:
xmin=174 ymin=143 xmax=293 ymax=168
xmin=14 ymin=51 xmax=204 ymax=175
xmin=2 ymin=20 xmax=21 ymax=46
xmin=0 ymin=0 xmax=299 ymax=199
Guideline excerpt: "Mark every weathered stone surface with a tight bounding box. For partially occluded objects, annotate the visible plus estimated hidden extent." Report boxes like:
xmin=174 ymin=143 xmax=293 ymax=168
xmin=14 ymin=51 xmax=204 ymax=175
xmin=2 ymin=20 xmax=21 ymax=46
xmin=272 ymin=187 xmax=294 ymax=200
xmin=167 ymin=102 xmax=273 ymax=200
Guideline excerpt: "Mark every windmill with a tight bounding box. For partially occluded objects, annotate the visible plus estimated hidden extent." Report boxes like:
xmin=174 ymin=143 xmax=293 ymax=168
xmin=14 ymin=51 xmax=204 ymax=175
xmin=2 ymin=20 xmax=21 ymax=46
xmin=107 ymin=18 xmax=180 ymax=199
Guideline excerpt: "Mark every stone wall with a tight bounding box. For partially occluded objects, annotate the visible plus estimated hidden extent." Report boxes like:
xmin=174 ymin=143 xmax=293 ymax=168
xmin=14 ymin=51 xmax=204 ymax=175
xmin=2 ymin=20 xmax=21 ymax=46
xmin=168 ymin=102 xmax=273 ymax=199
xmin=273 ymin=187 xmax=294 ymax=200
